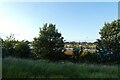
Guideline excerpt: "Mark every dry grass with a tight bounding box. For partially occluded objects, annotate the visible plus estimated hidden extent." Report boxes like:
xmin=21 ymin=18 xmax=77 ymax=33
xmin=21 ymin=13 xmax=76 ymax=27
xmin=64 ymin=50 xmax=74 ymax=55
xmin=64 ymin=50 xmax=94 ymax=56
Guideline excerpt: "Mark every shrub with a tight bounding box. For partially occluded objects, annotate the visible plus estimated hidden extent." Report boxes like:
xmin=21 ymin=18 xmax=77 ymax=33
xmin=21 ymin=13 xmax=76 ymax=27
xmin=14 ymin=40 xmax=32 ymax=58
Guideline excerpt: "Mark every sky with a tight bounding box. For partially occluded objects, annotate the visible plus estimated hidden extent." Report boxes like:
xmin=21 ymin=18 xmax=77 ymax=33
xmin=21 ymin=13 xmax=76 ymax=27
xmin=0 ymin=2 xmax=118 ymax=42
xmin=0 ymin=0 xmax=119 ymax=2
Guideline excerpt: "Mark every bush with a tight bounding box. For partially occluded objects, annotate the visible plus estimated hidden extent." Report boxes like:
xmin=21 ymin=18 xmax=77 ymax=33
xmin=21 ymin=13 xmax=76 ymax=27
xmin=14 ymin=40 xmax=32 ymax=58
xmin=2 ymin=34 xmax=16 ymax=58
xmin=72 ymin=48 xmax=81 ymax=62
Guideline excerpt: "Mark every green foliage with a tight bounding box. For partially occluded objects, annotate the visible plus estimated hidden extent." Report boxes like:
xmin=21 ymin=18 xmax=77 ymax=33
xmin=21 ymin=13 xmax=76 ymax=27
xmin=14 ymin=40 xmax=32 ymax=58
xmin=72 ymin=48 xmax=80 ymax=62
xmin=96 ymin=20 xmax=120 ymax=63
xmin=2 ymin=34 xmax=32 ymax=58
xmin=2 ymin=34 xmax=16 ymax=57
xmin=99 ymin=20 xmax=120 ymax=52
xmin=81 ymin=51 xmax=98 ymax=63
xmin=1 ymin=21 xmax=119 ymax=64
xmin=32 ymin=23 xmax=64 ymax=61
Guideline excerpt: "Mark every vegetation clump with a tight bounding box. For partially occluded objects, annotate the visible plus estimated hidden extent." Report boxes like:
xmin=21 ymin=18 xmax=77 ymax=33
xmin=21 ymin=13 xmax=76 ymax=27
xmin=2 ymin=20 xmax=120 ymax=64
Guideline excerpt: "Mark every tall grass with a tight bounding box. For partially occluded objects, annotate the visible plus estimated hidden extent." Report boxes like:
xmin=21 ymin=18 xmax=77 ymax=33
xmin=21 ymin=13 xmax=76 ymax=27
xmin=2 ymin=57 xmax=118 ymax=78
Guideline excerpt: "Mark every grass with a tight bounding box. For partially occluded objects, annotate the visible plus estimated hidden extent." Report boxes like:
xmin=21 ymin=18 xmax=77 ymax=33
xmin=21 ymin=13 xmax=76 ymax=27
xmin=2 ymin=57 xmax=119 ymax=79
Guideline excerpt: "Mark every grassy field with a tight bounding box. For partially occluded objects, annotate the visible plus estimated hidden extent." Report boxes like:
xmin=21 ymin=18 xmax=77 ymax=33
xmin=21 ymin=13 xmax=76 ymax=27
xmin=2 ymin=57 xmax=119 ymax=79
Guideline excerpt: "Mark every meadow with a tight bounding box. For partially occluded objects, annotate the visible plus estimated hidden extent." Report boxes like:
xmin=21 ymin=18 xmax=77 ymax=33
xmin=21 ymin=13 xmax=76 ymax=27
xmin=2 ymin=57 xmax=119 ymax=79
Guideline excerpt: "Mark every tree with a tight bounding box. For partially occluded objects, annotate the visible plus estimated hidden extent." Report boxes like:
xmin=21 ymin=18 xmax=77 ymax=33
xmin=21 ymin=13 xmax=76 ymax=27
xmin=15 ymin=40 xmax=31 ymax=58
xmin=96 ymin=20 xmax=120 ymax=63
xmin=32 ymin=23 xmax=64 ymax=61
xmin=2 ymin=34 xmax=16 ymax=58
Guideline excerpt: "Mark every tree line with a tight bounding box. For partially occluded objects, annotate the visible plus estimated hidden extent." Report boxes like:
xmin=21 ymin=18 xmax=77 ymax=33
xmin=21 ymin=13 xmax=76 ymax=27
xmin=1 ymin=20 xmax=120 ymax=64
